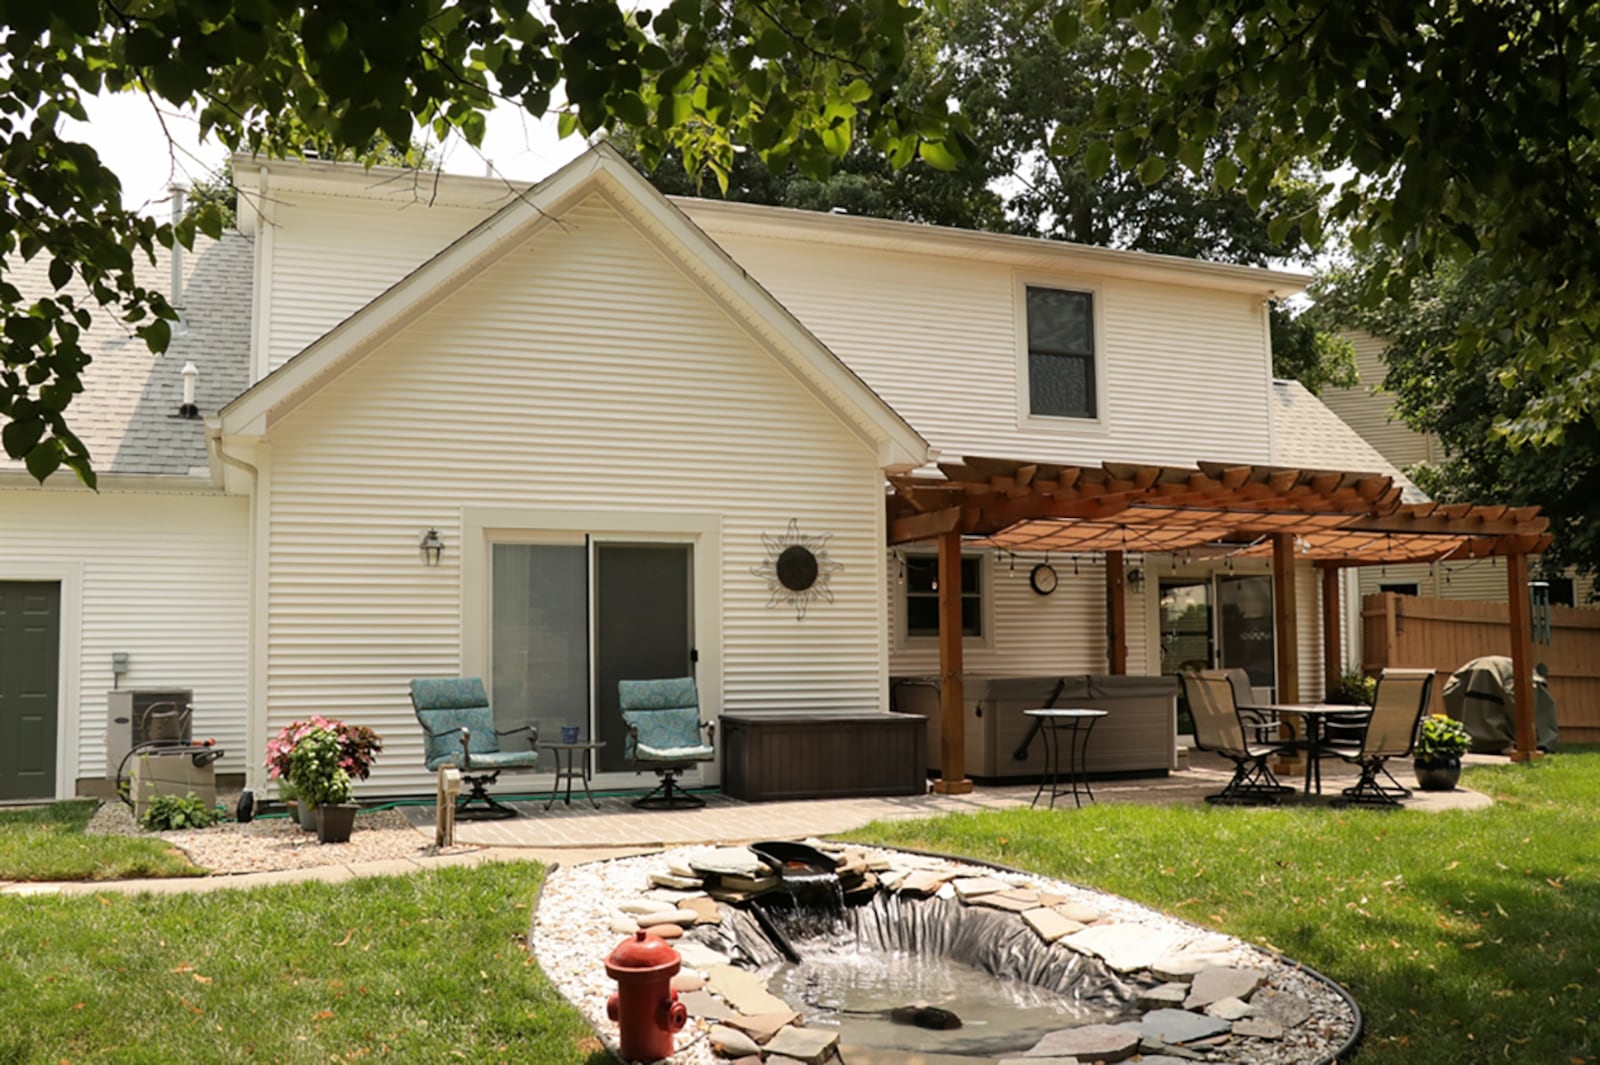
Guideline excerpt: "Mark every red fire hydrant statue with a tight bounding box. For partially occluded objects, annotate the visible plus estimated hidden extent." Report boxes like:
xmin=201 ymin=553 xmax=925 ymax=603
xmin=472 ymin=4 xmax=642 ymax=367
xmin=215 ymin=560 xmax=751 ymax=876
xmin=605 ymin=930 xmax=688 ymax=1062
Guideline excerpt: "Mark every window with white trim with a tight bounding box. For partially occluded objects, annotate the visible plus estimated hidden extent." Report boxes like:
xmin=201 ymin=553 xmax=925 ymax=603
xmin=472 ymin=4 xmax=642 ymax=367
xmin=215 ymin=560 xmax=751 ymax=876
xmin=903 ymin=554 xmax=984 ymax=638
xmin=1026 ymin=285 xmax=1096 ymax=418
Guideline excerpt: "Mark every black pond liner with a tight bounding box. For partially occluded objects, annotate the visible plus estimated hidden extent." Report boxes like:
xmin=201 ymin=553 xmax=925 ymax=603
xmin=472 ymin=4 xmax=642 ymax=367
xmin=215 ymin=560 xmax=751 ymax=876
xmin=855 ymin=844 xmax=1366 ymax=1065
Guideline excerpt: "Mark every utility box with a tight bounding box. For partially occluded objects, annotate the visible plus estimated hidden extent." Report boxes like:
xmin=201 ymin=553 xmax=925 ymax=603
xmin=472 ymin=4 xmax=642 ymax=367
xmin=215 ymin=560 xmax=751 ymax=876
xmin=129 ymin=748 xmax=217 ymax=822
xmin=105 ymin=689 xmax=193 ymax=778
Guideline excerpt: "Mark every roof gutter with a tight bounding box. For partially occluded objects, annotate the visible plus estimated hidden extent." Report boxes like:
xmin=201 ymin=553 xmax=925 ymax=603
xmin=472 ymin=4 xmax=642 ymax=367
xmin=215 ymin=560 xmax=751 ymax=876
xmin=0 ymin=470 xmax=225 ymax=493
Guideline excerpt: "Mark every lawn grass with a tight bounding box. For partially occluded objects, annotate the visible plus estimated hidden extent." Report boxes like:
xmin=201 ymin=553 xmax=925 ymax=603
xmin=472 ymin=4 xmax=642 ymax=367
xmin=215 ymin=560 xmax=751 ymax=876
xmin=847 ymin=747 xmax=1600 ymax=1065
xmin=0 ymin=801 xmax=202 ymax=882
xmin=0 ymin=861 xmax=604 ymax=1064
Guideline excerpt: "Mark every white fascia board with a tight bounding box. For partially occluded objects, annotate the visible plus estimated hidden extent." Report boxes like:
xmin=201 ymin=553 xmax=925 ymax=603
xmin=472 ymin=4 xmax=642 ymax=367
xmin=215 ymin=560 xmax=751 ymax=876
xmin=0 ymin=471 xmax=222 ymax=494
xmin=678 ymin=198 xmax=1313 ymax=298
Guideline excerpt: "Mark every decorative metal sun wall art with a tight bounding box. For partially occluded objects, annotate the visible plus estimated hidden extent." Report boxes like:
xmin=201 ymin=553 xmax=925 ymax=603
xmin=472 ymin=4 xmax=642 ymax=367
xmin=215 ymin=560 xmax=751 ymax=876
xmin=751 ymin=519 xmax=843 ymax=619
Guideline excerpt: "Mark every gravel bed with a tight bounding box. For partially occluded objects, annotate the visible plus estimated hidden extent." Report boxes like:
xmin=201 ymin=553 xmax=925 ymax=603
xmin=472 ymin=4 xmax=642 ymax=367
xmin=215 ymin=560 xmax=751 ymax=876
xmin=86 ymin=799 xmax=479 ymax=875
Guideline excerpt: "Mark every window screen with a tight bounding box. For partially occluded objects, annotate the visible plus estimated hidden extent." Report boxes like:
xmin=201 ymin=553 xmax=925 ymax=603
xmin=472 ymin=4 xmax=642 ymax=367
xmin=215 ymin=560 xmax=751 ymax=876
xmin=905 ymin=555 xmax=983 ymax=637
xmin=1027 ymin=286 xmax=1096 ymax=418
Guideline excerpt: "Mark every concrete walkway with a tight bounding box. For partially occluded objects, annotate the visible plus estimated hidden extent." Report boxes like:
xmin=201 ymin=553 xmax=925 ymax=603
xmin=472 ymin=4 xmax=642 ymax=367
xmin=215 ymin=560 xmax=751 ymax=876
xmin=3 ymin=755 xmax=1491 ymax=898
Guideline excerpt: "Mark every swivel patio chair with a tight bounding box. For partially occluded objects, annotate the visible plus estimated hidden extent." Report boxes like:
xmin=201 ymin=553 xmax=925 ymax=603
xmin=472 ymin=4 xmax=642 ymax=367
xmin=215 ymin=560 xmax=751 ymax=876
xmin=618 ymin=676 xmax=715 ymax=809
xmin=409 ymin=677 xmax=539 ymax=819
xmin=1331 ymin=668 xmax=1435 ymax=808
xmin=1180 ymin=672 xmax=1296 ymax=805
xmin=1210 ymin=667 xmax=1281 ymax=745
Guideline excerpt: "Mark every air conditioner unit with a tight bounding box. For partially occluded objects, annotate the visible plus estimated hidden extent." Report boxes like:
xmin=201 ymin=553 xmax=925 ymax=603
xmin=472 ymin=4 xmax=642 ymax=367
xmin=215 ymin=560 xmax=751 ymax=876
xmin=105 ymin=689 xmax=193 ymax=778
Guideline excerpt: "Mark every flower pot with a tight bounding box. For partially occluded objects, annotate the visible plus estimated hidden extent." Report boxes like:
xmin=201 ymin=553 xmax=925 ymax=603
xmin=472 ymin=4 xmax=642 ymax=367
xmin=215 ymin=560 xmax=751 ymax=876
xmin=1414 ymin=757 xmax=1462 ymax=792
xmin=315 ymin=803 xmax=359 ymax=844
xmin=296 ymin=798 xmax=319 ymax=831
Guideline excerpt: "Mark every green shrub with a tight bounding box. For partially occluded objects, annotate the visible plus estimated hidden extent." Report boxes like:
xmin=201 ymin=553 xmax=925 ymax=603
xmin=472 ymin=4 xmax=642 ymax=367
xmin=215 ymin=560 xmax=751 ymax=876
xmin=140 ymin=792 xmax=219 ymax=832
xmin=1326 ymin=669 xmax=1376 ymax=706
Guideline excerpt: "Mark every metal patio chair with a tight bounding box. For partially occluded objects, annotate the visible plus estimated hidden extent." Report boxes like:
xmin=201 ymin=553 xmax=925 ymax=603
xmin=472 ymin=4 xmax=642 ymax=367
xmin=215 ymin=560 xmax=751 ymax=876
xmin=409 ymin=677 xmax=539 ymax=819
xmin=618 ymin=676 xmax=716 ymax=809
xmin=1180 ymin=672 xmax=1296 ymax=805
xmin=1330 ymin=668 xmax=1435 ymax=808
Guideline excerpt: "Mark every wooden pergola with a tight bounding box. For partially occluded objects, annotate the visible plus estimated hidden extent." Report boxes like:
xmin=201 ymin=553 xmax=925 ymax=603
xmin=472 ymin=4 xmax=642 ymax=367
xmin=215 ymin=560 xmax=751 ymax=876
xmin=887 ymin=457 xmax=1552 ymax=794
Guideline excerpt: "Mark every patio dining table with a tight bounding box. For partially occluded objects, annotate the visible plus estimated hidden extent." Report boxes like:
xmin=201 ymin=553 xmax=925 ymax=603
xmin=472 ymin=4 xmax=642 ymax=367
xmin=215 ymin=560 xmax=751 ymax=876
xmin=1245 ymin=703 xmax=1372 ymax=795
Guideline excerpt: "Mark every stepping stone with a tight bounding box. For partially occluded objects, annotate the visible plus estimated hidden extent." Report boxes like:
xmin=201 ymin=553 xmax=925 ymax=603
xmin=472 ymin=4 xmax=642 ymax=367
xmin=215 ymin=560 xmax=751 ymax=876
xmin=668 ymin=860 xmax=699 ymax=879
xmin=1136 ymin=1038 xmax=1208 ymax=1061
xmin=688 ymin=847 xmax=773 ymax=879
xmin=682 ymin=896 xmax=723 ymax=926
xmin=1060 ymin=924 xmax=1184 ymax=973
xmin=764 ymin=1025 xmax=839 ymax=1063
xmin=970 ymin=892 xmax=1038 ymax=913
xmin=638 ymin=908 xmax=699 ymax=928
xmin=1136 ymin=1009 xmax=1233 ymax=1045
xmin=952 ymin=876 xmax=1008 ymax=900
xmin=724 ymin=1011 xmax=799 ymax=1044
xmin=999 ymin=1058 xmax=1079 ymax=1064
xmin=1022 ymin=907 xmax=1082 ymax=944
xmin=877 ymin=869 xmax=908 ymax=892
xmin=1136 ymin=982 xmax=1190 ymax=1008
xmin=1233 ymin=1017 xmax=1285 ymax=1040
xmin=650 ymin=872 xmax=703 ymax=890
xmin=1133 ymin=1057 xmax=1210 ymax=1065
xmin=1151 ymin=935 xmax=1240 ymax=979
xmin=1053 ymin=901 xmax=1101 ymax=924
xmin=680 ymin=988 xmax=733 ymax=1020
xmin=670 ymin=972 xmax=706 ymax=992
xmin=709 ymin=1024 xmax=762 ymax=1058
xmin=865 ymin=855 xmax=892 ymax=872
xmin=1024 ymin=1024 xmax=1139 ymax=1062
xmin=1249 ymin=988 xmax=1313 ymax=1029
xmin=651 ymin=923 xmax=684 ymax=939
xmin=608 ymin=916 xmax=639 ymax=935
xmin=648 ymin=886 xmax=707 ymax=902
xmin=1184 ymin=967 xmax=1267 ymax=1009
xmin=675 ymin=941 xmax=730 ymax=969
xmin=708 ymin=965 xmax=793 ymax=1017
xmin=617 ymin=898 xmax=678 ymax=916
xmin=998 ymin=887 xmax=1041 ymax=905
xmin=1205 ymin=996 xmax=1255 ymax=1021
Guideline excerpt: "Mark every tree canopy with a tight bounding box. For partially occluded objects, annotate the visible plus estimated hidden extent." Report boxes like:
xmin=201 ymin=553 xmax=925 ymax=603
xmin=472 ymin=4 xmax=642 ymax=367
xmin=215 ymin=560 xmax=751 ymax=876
xmin=4 ymin=0 xmax=1596 ymax=483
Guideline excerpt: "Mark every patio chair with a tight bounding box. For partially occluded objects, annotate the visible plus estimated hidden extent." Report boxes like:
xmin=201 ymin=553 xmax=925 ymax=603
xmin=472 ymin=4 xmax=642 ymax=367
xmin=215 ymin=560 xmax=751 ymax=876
xmin=409 ymin=677 xmax=539 ymax=819
xmin=1180 ymin=672 xmax=1295 ymax=805
xmin=1331 ymin=668 xmax=1435 ymax=808
xmin=1208 ymin=667 xmax=1281 ymax=745
xmin=618 ymin=676 xmax=715 ymax=810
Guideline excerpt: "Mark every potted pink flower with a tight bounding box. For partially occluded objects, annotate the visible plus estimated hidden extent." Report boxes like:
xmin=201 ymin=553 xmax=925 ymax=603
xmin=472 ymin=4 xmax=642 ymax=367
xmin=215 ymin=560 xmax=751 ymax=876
xmin=264 ymin=716 xmax=382 ymax=830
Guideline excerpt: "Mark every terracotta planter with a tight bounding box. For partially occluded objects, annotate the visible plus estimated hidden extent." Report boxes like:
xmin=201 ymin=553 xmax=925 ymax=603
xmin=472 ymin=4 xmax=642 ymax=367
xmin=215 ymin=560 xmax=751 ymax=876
xmin=1414 ymin=757 xmax=1462 ymax=792
xmin=315 ymin=803 xmax=359 ymax=844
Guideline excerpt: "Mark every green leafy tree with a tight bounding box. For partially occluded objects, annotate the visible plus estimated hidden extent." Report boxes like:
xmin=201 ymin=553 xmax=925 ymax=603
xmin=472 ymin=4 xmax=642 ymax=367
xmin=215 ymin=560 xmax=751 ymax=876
xmin=1316 ymin=254 xmax=1599 ymax=580
xmin=1 ymin=0 xmax=950 ymax=484
xmin=1073 ymin=0 xmax=1600 ymax=444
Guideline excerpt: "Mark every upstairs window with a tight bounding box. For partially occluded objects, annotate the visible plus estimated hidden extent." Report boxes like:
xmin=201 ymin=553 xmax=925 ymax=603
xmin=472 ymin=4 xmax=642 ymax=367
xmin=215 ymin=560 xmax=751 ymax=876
xmin=1026 ymin=286 xmax=1096 ymax=418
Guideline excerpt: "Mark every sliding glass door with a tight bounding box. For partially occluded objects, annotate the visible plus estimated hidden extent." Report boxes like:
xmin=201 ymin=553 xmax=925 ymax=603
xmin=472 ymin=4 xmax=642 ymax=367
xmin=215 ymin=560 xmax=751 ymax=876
xmin=490 ymin=539 xmax=695 ymax=776
xmin=1159 ymin=572 xmax=1277 ymax=695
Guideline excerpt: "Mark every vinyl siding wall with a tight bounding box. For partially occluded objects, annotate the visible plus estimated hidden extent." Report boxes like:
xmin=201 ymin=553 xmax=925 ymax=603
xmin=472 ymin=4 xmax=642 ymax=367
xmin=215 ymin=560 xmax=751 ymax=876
xmin=0 ymin=489 xmax=249 ymax=786
xmin=1320 ymin=330 xmax=1440 ymax=470
xmin=684 ymin=227 xmax=1275 ymax=467
xmin=260 ymin=194 xmax=889 ymax=795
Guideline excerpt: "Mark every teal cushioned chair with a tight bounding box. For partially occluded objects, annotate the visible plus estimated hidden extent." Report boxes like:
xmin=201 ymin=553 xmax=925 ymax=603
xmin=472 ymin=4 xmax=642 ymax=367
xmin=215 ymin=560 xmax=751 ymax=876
xmin=409 ymin=677 xmax=539 ymax=819
xmin=618 ymin=676 xmax=715 ymax=809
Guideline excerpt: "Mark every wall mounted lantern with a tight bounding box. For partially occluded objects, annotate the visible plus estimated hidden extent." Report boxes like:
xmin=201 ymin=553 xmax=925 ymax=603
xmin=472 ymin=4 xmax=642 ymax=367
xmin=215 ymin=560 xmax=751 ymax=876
xmin=1126 ymin=566 xmax=1146 ymax=590
xmin=419 ymin=528 xmax=445 ymax=566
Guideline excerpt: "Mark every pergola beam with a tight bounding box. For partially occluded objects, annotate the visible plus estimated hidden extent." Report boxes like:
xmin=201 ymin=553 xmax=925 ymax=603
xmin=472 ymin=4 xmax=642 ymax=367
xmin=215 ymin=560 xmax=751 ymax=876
xmin=1506 ymin=553 xmax=1541 ymax=763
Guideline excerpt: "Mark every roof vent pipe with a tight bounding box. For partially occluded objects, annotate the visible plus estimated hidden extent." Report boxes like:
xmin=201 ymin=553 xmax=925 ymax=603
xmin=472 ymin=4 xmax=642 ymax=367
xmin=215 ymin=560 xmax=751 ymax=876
xmin=169 ymin=183 xmax=188 ymax=309
xmin=179 ymin=361 xmax=200 ymax=419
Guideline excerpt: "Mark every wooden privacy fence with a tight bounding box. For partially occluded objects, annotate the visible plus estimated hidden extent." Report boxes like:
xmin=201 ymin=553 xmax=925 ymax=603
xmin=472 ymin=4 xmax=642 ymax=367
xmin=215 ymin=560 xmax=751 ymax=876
xmin=1362 ymin=592 xmax=1600 ymax=743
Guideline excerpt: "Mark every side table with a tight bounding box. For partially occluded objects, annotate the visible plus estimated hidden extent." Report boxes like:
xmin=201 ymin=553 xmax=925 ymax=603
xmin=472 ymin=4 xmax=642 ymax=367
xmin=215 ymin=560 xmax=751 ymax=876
xmin=1024 ymin=708 xmax=1108 ymax=809
xmin=542 ymin=741 xmax=606 ymax=810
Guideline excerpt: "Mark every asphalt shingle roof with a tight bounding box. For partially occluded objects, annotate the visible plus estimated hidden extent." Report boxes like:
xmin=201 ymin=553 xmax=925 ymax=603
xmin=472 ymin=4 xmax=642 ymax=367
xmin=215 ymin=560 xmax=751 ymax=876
xmin=2 ymin=233 xmax=254 ymax=477
xmin=1270 ymin=378 xmax=1429 ymax=503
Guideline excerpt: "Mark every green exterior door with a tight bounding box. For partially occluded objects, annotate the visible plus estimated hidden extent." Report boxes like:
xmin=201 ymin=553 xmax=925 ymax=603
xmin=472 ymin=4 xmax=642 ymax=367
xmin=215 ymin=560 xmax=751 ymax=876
xmin=0 ymin=581 xmax=61 ymax=800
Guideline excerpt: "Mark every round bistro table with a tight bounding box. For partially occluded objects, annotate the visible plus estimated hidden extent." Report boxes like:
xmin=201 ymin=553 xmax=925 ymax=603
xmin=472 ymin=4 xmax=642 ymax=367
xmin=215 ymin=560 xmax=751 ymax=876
xmin=1024 ymin=708 xmax=1109 ymax=809
xmin=541 ymin=740 xmax=606 ymax=810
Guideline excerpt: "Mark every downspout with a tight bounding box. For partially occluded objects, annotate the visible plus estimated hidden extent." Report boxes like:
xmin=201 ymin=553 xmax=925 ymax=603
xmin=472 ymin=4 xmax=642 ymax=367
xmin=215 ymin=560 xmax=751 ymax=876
xmin=209 ymin=425 xmax=267 ymax=793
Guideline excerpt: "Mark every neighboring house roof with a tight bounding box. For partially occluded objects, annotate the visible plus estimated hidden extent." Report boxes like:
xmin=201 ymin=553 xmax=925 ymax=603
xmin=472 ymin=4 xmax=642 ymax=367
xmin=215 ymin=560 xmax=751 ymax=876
xmin=1270 ymin=378 xmax=1429 ymax=503
xmin=221 ymin=144 xmax=931 ymax=470
xmin=1 ymin=234 xmax=253 ymax=479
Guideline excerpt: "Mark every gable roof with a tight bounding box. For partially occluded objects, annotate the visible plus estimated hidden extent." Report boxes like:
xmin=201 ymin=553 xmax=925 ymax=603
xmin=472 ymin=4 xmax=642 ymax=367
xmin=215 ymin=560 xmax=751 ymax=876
xmin=1 ymin=233 xmax=253 ymax=481
xmin=1271 ymin=379 xmax=1428 ymax=503
xmin=220 ymin=144 xmax=930 ymax=470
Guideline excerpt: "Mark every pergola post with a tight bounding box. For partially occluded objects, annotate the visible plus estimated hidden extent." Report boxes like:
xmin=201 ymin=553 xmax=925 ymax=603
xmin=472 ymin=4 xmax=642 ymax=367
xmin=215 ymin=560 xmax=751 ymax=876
xmin=1105 ymin=549 xmax=1127 ymax=675
xmin=1505 ymin=552 xmax=1541 ymax=762
xmin=933 ymin=528 xmax=973 ymax=794
xmin=1273 ymin=534 xmax=1300 ymax=704
xmin=1321 ymin=565 xmax=1343 ymax=699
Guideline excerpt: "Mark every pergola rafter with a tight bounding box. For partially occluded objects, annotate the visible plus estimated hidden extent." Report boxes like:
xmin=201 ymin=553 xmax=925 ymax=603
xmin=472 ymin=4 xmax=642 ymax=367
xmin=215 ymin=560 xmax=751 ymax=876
xmin=888 ymin=456 xmax=1549 ymax=794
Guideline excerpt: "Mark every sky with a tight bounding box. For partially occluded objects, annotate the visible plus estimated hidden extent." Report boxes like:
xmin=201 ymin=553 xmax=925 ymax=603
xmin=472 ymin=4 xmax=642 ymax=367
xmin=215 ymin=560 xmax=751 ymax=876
xmin=65 ymin=90 xmax=591 ymax=219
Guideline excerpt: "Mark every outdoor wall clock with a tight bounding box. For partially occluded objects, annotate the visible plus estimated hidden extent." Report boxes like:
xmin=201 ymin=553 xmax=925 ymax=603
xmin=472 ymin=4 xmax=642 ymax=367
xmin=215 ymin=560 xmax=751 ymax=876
xmin=751 ymin=519 xmax=844 ymax=619
xmin=1030 ymin=562 xmax=1059 ymax=596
